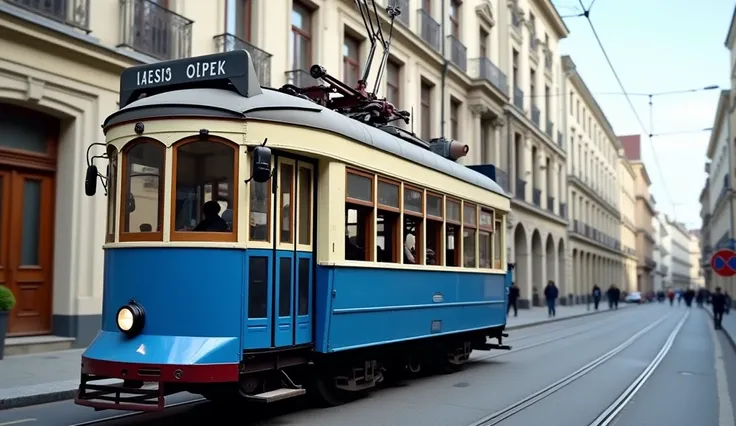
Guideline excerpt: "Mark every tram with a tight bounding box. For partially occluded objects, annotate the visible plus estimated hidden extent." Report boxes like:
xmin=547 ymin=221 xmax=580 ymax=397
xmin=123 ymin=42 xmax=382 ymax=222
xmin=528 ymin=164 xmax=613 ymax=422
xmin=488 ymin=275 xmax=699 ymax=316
xmin=75 ymin=1 xmax=512 ymax=412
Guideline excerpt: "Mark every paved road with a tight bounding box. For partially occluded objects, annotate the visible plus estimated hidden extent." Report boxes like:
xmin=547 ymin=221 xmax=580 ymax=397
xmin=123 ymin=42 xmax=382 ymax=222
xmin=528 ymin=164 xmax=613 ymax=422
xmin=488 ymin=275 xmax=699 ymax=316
xmin=0 ymin=304 xmax=731 ymax=426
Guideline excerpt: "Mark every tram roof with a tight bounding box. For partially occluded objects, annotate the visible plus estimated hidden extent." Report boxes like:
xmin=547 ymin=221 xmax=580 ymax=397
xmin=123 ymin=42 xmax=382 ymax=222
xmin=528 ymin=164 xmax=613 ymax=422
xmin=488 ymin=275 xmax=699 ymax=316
xmin=105 ymin=54 xmax=506 ymax=197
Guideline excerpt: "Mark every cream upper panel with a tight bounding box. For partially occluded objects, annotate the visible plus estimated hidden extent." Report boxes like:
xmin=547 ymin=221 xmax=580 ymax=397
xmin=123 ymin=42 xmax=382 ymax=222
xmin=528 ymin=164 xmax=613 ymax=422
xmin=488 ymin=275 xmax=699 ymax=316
xmin=105 ymin=118 xmax=511 ymax=213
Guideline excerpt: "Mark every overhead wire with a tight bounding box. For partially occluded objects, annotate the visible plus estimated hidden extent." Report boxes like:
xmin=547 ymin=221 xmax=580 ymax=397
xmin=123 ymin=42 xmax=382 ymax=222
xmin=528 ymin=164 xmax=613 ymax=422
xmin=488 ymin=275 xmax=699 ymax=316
xmin=572 ymin=0 xmax=676 ymax=214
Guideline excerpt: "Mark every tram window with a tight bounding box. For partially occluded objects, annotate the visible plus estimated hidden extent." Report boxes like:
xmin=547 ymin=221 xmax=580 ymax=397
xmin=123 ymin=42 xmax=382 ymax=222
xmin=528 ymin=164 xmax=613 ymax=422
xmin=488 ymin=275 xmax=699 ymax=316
xmin=172 ymin=140 xmax=237 ymax=240
xmin=403 ymin=186 xmax=424 ymax=265
xmin=377 ymin=180 xmax=399 ymax=208
xmin=445 ymin=198 xmax=461 ymax=266
xmin=346 ymin=171 xmax=373 ymax=202
xmin=120 ymin=139 xmax=165 ymax=241
xmin=479 ymin=209 xmax=494 ymax=269
xmin=426 ymin=192 xmax=443 ymax=265
xmin=463 ymin=203 xmax=478 ymax=268
xmin=494 ymin=219 xmax=503 ymax=269
xmin=297 ymin=167 xmax=312 ymax=245
xmin=106 ymin=146 xmax=118 ymax=243
xmin=345 ymin=206 xmax=372 ymax=261
xmin=377 ymin=211 xmax=400 ymax=263
xmin=280 ymin=163 xmax=294 ymax=244
xmin=250 ymin=180 xmax=270 ymax=242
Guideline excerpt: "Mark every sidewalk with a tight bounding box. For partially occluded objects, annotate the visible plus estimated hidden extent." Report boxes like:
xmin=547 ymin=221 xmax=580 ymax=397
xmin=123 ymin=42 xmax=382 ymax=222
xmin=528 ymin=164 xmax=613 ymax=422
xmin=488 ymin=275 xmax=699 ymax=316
xmin=704 ymin=307 xmax=736 ymax=351
xmin=0 ymin=302 xmax=633 ymax=411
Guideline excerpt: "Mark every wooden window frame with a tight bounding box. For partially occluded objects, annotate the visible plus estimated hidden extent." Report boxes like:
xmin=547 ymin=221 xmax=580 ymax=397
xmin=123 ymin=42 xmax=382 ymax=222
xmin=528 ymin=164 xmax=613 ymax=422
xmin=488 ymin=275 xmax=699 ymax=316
xmin=296 ymin=164 xmax=313 ymax=247
xmin=445 ymin=197 xmax=462 ymax=267
xmin=479 ymin=207 xmax=494 ymax=269
xmin=450 ymin=100 xmax=459 ymax=140
xmin=449 ymin=0 xmax=461 ymax=38
xmin=425 ymin=191 xmax=444 ymax=266
xmin=479 ymin=207 xmax=494 ymax=231
xmin=345 ymin=168 xmax=375 ymax=262
xmin=291 ymin=2 xmax=312 ymax=70
xmin=493 ymin=218 xmax=504 ymax=269
xmin=343 ymin=33 xmax=361 ymax=85
xmin=169 ymin=136 xmax=240 ymax=243
xmin=402 ymin=185 xmax=425 ymax=265
xmin=278 ymin=160 xmax=296 ymax=245
xmin=462 ymin=202 xmax=478 ymax=268
xmin=377 ymin=177 xmax=400 ymax=213
xmin=420 ymin=82 xmax=432 ymax=140
xmin=105 ymin=146 xmax=119 ymax=243
xmin=119 ymin=138 xmax=166 ymax=242
xmin=386 ymin=61 xmax=401 ymax=108
xmin=226 ymin=0 xmax=252 ymax=41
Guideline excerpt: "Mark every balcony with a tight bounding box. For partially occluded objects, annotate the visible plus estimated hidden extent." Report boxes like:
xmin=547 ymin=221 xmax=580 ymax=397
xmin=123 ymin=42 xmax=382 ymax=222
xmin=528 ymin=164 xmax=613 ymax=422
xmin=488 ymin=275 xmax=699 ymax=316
xmin=7 ymin=0 xmax=90 ymax=30
xmin=446 ymin=35 xmax=467 ymax=72
xmin=559 ymin=202 xmax=567 ymax=219
xmin=388 ymin=0 xmax=410 ymax=26
xmin=531 ymin=105 xmax=540 ymax=127
xmin=468 ymin=57 xmax=508 ymax=94
xmin=513 ymin=86 xmax=524 ymax=110
xmin=532 ymin=187 xmax=541 ymax=207
xmin=547 ymin=196 xmax=554 ymax=213
xmin=284 ymin=70 xmax=319 ymax=87
xmin=214 ymin=33 xmax=272 ymax=86
xmin=644 ymin=257 xmax=657 ymax=270
xmin=120 ymin=0 xmax=192 ymax=60
xmin=417 ymin=8 xmax=440 ymax=51
xmin=515 ymin=178 xmax=526 ymax=200
xmin=545 ymin=120 xmax=553 ymax=137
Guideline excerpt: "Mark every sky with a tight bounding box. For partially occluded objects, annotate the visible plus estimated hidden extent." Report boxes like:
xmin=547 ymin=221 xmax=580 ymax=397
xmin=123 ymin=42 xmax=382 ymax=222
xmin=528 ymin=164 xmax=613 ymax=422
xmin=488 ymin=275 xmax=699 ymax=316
xmin=552 ymin=0 xmax=734 ymax=230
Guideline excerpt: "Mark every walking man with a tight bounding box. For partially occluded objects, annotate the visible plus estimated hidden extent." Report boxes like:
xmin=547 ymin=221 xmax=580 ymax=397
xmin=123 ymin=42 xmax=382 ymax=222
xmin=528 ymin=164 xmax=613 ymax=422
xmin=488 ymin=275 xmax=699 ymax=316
xmin=544 ymin=281 xmax=559 ymax=318
xmin=507 ymin=282 xmax=519 ymax=317
xmin=592 ymin=285 xmax=602 ymax=311
xmin=711 ymin=287 xmax=727 ymax=330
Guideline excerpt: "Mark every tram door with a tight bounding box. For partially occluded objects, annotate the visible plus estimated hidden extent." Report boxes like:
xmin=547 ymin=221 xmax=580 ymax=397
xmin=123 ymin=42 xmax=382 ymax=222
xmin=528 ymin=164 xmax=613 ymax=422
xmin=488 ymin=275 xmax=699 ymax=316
xmin=272 ymin=157 xmax=315 ymax=347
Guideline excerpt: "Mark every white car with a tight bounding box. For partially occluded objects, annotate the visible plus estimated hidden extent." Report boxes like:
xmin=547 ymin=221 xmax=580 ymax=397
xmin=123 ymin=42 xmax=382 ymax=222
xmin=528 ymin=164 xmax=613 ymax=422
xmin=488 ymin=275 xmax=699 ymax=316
xmin=625 ymin=292 xmax=643 ymax=304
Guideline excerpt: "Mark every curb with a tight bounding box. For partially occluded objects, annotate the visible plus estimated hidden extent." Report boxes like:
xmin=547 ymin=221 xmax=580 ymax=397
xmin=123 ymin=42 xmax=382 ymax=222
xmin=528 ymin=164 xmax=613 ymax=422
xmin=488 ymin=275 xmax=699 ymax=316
xmin=704 ymin=308 xmax=736 ymax=353
xmin=506 ymin=304 xmax=634 ymax=331
xmin=0 ymin=305 xmax=636 ymax=411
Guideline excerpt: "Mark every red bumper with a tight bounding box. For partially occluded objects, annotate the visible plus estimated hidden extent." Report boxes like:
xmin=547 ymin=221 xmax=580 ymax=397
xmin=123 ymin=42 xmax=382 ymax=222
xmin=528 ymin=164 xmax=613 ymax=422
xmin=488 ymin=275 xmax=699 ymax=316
xmin=75 ymin=357 xmax=239 ymax=412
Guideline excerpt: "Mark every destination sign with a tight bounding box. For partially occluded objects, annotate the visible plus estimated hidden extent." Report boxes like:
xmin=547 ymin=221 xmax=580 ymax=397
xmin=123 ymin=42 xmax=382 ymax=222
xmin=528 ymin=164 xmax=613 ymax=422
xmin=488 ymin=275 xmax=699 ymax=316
xmin=118 ymin=49 xmax=261 ymax=108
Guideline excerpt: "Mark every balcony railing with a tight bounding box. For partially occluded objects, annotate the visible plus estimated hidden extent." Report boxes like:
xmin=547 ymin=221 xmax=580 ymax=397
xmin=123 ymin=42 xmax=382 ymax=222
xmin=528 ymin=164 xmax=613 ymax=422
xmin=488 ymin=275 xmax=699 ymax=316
xmin=468 ymin=57 xmax=508 ymax=94
xmin=532 ymin=187 xmax=541 ymax=206
xmin=213 ymin=34 xmax=272 ymax=86
xmin=545 ymin=120 xmax=553 ymax=137
xmin=559 ymin=202 xmax=567 ymax=219
xmin=531 ymin=105 xmax=540 ymax=127
xmin=284 ymin=70 xmax=319 ymax=87
xmin=446 ymin=35 xmax=467 ymax=72
xmin=7 ymin=0 xmax=90 ymax=30
xmin=513 ymin=86 xmax=524 ymax=110
xmin=547 ymin=196 xmax=554 ymax=213
xmin=515 ymin=178 xmax=526 ymax=200
xmin=120 ymin=0 xmax=192 ymax=60
xmin=388 ymin=0 xmax=410 ymax=26
xmin=495 ymin=168 xmax=509 ymax=192
xmin=417 ymin=8 xmax=440 ymax=51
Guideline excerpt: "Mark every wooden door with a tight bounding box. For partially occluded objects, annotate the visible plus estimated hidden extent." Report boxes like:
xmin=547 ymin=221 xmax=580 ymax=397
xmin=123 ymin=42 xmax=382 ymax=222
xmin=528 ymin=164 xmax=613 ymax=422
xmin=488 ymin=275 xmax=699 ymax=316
xmin=0 ymin=170 xmax=54 ymax=336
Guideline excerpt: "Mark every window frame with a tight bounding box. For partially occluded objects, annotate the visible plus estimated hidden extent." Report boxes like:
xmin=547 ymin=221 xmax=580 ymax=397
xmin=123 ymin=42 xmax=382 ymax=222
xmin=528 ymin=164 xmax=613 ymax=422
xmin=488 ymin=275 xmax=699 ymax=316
xmin=225 ymin=0 xmax=252 ymax=41
xmin=169 ymin=136 xmax=240 ymax=243
xmin=105 ymin=146 xmax=119 ymax=243
xmin=478 ymin=207 xmax=494 ymax=269
xmin=445 ymin=196 xmax=462 ymax=267
xmin=343 ymin=33 xmax=361 ymax=85
xmin=291 ymin=2 xmax=312 ymax=70
xmin=425 ymin=191 xmax=444 ymax=266
xmin=462 ymin=202 xmax=478 ymax=268
xmin=277 ymin=158 xmax=296 ymax=247
xmin=345 ymin=168 xmax=375 ymax=262
xmin=119 ymin=138 xmax=166 ymax=242
xmin=402 ymin=184 xmax=425 ymax=265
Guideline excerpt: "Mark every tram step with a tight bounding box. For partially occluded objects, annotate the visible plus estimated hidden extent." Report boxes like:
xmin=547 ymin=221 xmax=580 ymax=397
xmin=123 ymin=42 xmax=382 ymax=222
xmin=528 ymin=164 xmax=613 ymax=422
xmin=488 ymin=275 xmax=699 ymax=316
xmin=245 ymin=387 xmax=307 ymax=403
xmin=473 ymin=343 xmax=512 ymax=351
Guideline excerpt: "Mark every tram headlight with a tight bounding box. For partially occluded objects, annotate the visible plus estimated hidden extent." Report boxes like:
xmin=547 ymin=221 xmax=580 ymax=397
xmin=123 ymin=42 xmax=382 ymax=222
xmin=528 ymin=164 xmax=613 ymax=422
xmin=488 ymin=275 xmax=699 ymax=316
xmin=116 ymin=301 xmax=145 ymax=336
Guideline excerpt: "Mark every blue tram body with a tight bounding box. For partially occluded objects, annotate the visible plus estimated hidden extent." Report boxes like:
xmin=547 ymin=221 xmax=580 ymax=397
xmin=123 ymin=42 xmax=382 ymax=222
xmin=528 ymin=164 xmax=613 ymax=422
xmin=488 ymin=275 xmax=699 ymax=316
xmin=75 ymin=48 xmax=513 ymax=412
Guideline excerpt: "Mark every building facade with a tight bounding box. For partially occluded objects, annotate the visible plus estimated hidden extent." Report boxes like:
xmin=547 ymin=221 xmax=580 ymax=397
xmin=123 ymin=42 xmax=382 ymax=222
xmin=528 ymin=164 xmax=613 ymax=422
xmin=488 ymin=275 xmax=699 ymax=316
xmin=662 ymin=216 xmax=693 ymax=289
xmin=689 ymin=231 xmax=704 ymax=289
xmin=652 ymin=214 xmax=669 ymax=293
xmin=619 ymin=135 xmax=656 ymax=294
xmin=561 ymin=55 xmax=625 ymax=300
xmin=619 ymin=154 xmax=638 ymax=293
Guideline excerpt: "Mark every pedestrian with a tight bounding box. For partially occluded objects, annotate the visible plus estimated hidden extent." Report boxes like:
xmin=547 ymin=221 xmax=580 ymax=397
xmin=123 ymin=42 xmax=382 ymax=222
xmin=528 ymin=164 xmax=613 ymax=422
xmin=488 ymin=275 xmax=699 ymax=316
xmin=544 ymin=280 xmax=558 ymax=318
xmin=711 ymin=287 xmax=727 ymax=330
xmin=507 ymin=282 xmax=519 ymax=317
xmin=612 ymin=285 xmax=620 ymax=309
xmin=607 ymin=285 xmax=616 ymax=309
xmin=592 ymin=285 xmax=602 ymax=311
xmin=684 ymin=288 xmax=695 ymax=308
xmin=667 ymin=288 xmax=675 ymax=306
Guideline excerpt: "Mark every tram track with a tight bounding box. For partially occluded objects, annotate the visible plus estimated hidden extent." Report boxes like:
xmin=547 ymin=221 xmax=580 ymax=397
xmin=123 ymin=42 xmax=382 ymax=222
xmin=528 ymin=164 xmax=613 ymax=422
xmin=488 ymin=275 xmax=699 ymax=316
xmin=466 ymin=311 xmax=688 ymax=426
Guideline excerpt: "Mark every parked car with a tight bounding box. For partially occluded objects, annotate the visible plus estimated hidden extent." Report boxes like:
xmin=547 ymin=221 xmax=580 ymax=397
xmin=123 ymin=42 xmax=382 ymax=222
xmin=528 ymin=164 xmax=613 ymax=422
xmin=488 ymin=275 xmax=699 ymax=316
xmin=625 ymin=291 xmax=643 ymax=304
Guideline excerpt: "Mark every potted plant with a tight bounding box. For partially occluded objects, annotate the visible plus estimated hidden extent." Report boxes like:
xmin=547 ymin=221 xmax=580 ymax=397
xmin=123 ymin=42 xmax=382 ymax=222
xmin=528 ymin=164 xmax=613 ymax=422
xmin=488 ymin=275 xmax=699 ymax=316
xmin=0 ymin=285 xmax=15 ymax=360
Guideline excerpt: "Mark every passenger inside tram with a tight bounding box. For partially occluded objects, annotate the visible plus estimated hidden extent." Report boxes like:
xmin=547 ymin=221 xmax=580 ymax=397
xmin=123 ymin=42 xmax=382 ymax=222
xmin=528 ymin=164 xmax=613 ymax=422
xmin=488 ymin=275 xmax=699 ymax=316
xmin=193 ymin=200 xmax=229 ymax=232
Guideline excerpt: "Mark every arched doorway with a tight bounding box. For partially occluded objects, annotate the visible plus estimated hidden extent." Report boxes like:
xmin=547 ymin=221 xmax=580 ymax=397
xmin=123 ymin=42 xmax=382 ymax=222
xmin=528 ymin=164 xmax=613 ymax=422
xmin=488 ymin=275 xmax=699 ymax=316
xmin=531 ymin=230 xmax=543 ymax=306
xmin=545 ymin=234 xmax=555 ymax=289
xmin=513 ymin=224 xmax=529 ymax=308
xmin=0 ymin=103 xmax=58 ymax=336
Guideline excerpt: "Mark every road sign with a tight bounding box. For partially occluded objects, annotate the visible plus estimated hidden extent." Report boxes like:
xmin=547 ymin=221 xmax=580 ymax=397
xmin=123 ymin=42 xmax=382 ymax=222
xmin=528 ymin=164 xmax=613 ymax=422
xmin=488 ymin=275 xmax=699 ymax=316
xmin=711 ymin=249 xmax=736 ymax=277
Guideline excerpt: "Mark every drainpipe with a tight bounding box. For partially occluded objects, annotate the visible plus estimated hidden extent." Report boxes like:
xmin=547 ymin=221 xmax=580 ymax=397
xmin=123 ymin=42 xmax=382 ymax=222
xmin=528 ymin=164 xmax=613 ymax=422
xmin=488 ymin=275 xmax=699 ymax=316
xmin=440 ymin=0 xmax=449 ymax=137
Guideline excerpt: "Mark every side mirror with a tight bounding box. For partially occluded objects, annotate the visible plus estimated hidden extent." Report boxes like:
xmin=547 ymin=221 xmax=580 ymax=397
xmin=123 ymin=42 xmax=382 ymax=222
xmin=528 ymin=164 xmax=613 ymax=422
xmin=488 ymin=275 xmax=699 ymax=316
xmin=251 ymin=145 xmax=272 ymax=183
xmin=85 ymin=165 xmax=98 ymax=196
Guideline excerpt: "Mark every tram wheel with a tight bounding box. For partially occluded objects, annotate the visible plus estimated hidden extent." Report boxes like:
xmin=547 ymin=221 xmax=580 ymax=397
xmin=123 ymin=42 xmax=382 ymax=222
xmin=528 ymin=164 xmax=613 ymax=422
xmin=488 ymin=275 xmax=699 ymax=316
xmin=307 ymin=368 xmax=367 ymax=407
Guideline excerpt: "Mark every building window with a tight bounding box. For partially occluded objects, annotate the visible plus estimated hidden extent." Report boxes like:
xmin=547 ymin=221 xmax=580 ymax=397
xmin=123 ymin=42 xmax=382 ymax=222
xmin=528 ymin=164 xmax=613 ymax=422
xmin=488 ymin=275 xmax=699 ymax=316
xmin=545 ymin=85 xmax=550 ymax=117
xmin=423 ymin=0 xmax=431 ymax=13
xmin=512 ymin=49 xmax=519 ymax=87
xmin=386 ymin=60 xmax=401 ymax=107
xmin=479 ymin=28 xmax=488 ymax=57
xmin=171 ymin=137 xmax=238 ymax=242
xmin=450 ymin=99 xmax=460 ymax=140
xmin=345 ymin=169 xmax=374 ymax=261
xmin=449 ymin=0 xmax=460 ymax=37
xmin=343 ymin=33 xmax=361 ymax=85
xmin=421 ymin=81 xmax=432 ymax=140
xmin=569 ymin=92 xmax=573 ymax=114
xmin=290 ymin=2 xmax=312 ymax=71
xmin=120 ymin=139 xmax=166 ymax=242
xmin=225 ymin=0 xmax=252 ymax=41
xmin=530 ymin=69 xmax=536 ymax=100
